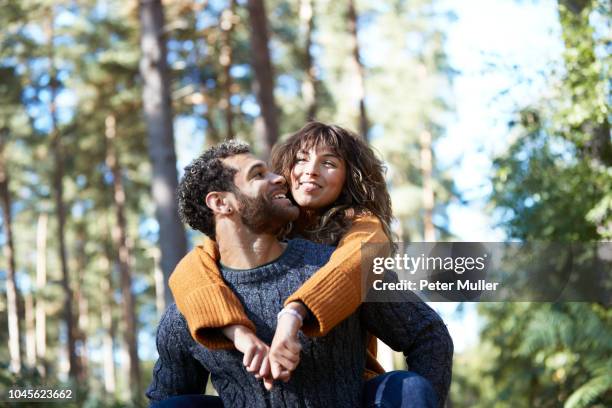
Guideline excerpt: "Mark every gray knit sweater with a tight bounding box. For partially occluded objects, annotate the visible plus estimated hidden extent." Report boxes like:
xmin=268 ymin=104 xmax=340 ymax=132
xmin=147 ymin=239 xmax=453 ymax=407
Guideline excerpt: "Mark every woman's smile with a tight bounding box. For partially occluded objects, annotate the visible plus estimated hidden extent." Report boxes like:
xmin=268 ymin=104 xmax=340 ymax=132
xmin=290 ymin=146 xmax=346 ymax=210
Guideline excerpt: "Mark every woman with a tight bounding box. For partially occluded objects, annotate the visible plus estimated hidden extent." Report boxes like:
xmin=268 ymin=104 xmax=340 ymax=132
xmin=169 ymin=122 xmax=442 ymax=407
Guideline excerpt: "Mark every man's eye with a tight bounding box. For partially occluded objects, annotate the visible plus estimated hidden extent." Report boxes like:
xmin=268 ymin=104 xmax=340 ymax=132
xmin=254 ymin=172 xmax=264 ymax=178
xmin=295 ymin=157 xmax=307 ymax=163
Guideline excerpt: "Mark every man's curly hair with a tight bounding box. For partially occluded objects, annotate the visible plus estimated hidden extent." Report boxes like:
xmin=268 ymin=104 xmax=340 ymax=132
xmin=177 ymin=140 xmax=251 ymax=239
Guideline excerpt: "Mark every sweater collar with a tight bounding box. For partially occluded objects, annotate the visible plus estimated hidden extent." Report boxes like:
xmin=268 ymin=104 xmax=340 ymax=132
xmin=219 ymin=239 xmax=306 ymax=284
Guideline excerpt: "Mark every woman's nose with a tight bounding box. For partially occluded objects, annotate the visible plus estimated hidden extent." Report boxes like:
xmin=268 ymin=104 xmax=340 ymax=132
xmin=304 ymin=162 xmax=318 ymax=176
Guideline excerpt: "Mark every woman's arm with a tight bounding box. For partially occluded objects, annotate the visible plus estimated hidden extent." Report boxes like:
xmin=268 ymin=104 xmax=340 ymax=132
xmin=169 ymin=237 xmax=256 ymax=349
xmin=284 ymin=214 xmax=391 ymax=336
xmin=268 ymin=214 xmax=389 ymax=381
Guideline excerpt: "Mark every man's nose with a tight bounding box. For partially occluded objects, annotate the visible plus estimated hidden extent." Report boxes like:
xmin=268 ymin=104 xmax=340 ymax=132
xmin=270 ymin=172 xmax=286 ymax=185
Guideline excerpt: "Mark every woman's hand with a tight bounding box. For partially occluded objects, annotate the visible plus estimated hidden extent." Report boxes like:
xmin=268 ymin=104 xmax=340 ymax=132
xmin=222 ymin=324 xmax=272 ymax=381
xmin=270 ymin=303 xmax=307 ymax=381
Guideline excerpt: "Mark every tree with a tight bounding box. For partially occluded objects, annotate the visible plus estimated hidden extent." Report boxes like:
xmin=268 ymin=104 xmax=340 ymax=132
xmin=347 ymin=0 xmax=368 ymax=139
xmin=469 ymin=2 xmax=612 ymax=406
xmin=35 ymin=213 xmax=48 ymax=378
xmin=299 ymin=0 xmax=317 ymax=120
xmin=247 ymin=0 xmax=279 ymax=157
xmin=557 ymin=0 xmax=611 ymax=166
xmin=106 ymin=114 xmax=141 ymax=399
xmin=220 ymin=0 xmax=238 ymax=139
xmin=44 ymin=8 xmax=80 ymax=382
xmin=139 ymin=0 xmax=188 ymax=307
xmin=0 ymin=126 xmax=21 ymax=374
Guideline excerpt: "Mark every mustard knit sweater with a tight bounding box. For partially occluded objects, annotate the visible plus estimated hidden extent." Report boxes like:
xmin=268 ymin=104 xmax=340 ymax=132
xmin=169 ymin=215 xmax=389 ymax=378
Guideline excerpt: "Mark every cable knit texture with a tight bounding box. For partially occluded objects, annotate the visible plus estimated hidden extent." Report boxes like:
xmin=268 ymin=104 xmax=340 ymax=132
xmin=169 ymin=214 xmax=389 ymax=376
xmin=149 ymin=239 xmax=453 ymax=408
xmin=169 ymin=215 xmax=388 ymax=342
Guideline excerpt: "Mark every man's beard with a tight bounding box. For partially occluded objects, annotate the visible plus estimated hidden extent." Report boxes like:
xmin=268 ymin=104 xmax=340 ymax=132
xmin=236 ymin=191 xmax=298 ymax=235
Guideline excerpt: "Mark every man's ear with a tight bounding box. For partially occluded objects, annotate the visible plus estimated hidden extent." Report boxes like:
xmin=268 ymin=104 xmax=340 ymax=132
xmin=205 ymin=192 xmax=234 ymax=215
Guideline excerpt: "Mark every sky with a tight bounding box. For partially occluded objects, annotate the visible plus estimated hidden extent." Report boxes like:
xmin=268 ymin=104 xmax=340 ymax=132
xmin=431 ymin=0 xmax=564 ymax=352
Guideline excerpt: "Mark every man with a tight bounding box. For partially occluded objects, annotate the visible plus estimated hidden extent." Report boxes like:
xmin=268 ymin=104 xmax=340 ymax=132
xmin=146 ymin=141 xmax=452 ymax=407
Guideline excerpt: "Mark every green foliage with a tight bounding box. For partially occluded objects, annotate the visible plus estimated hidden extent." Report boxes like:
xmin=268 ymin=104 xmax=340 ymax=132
xmin=452 ymin=2 xmax=612 ymax=407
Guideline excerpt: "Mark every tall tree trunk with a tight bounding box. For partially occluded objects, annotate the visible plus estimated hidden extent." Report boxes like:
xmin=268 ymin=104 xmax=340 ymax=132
xmin=347 ymin=0 xmax=369 ymax=140
xmin=192 ymin=29 xmax=221 ymax=148
xmin=25 ymin=293 xmax=36 ymax=369
xmin=35 ymin=213 xmax=48 ymax=377
xmin=151 ymin=248 xmax=166 ymax=317
xmin=220 ymin=0 xmax=237 ymax=139
xmin=105 ymin=114 xmax=141 ymax=401
xmin=0 ymin=130 xmax=21 ymax=374
xmin=247 ymin=0 xmax=279 ymax=157
xmin=203 ymin=91 xmax=221 ymax=148
xmin=139 ymin=0 xmax=188 ymax=306
xmin=99 ymin=249 xmax=116 ymax=394
xmin=420 ymin=130 xmax=435 ymax=241
xmin=45 ymin=10 xmax=79 ymax=381
xmin=74 ymin=227 xmax=89 ymax=382
xmin=558 ymin=0 xmax=612 ymax=166
xmin=299 ymin=0 xmax=317 ymax=120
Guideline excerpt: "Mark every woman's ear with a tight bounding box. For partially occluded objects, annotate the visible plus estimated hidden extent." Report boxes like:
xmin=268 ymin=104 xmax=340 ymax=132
xmin=205 ymin=192 xmax=233 ymax=215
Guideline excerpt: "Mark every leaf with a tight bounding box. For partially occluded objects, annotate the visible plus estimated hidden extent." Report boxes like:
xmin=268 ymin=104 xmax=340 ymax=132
xmin=564 ymin=373 xmax=612 ymax=408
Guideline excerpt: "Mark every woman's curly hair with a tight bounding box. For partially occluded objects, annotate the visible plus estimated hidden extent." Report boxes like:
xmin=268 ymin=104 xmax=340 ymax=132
xmin=177 ymin=141 xmax=251 ymax=239
xmin=270 ymin=122 xmax=394 ymax=246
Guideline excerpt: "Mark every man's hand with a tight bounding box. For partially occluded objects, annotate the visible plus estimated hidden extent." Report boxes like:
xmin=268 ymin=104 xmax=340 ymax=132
xmin=269 ymin=302 xmax=307 ymax=382
xmin=222 ymin=324 xmax=271 ymax=381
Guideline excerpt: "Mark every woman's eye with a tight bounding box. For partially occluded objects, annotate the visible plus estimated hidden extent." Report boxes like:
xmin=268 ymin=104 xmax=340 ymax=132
xmin=324 ymin=161 xmax=337 ymax=167
xmin=254 ymin=172 xmax=264 ymax=178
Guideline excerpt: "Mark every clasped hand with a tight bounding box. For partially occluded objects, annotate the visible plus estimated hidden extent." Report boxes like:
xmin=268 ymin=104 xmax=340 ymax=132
xmin=224 ymin=310 xmax=303 ymax=390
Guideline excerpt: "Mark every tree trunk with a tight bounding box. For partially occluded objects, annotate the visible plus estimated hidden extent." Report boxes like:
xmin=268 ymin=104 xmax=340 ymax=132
xmin=299 ymin=0 xmax=317 ymax=120
xmin=247 ymin=0 xmax=279 ymax=158
xmin=191 ymin=30 xmax=221 ymax=148
xmin=25 ymin=293 xmax=36 ymax=369
xmin=0 ymin=130 xmax=21 ymax=374
xmin=45 ymin=10 xmax=79 ymax=381
xmin=74 ymin=227 xmax=89 ymax=382
xmin=139 ymin=0 xmax=188 ymax=306
xmin=347 ymin=0 xmax=369 ymax=140
xmin=99 ymin=249 xmax=116 ymax=394
xmin=420 ymin=130 xmax=435 ymax=241
xmin=558 ymin=0 xmax=612 ymax=166
xmin=105 ymin=114 xmax=141 ymax=401
xmin=151 ymin=248 xmax=166 ymax=317
xmin=35 ymin=213 xmax=48 ymax=377
xmin=203 ymin=90 xmax=221 ymax=148
xmin=220 ymin=0 xmax=237 ymax=139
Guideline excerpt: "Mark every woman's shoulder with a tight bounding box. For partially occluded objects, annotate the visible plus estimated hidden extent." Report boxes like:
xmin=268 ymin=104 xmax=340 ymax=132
xmin=340 ymin=210 xmax=390 ymax=246
xmin=350 ymin=210 xmax=383 ymax=228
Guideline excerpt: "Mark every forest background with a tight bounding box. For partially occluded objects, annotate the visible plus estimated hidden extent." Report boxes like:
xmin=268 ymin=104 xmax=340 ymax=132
xmin=0 ymin=0 xmax=610 ymax=407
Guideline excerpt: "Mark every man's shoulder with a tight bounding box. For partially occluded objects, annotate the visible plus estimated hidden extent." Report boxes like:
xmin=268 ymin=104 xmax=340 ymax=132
xmin=288 ymin=238 xmax=336 ymax=265
xmin=157 ymin=303 xmax=192 ymax=344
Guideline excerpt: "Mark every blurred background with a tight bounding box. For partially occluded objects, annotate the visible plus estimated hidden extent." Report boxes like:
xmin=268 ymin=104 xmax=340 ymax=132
xmin=0 ymin=0 xmax=609 ymax=406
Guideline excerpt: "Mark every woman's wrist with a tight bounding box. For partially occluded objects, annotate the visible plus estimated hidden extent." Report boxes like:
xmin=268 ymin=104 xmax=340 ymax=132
xmin=277 ymin=308 xmax=304 ymax=326
xmin=222 ymin=324 xmax=252 ymax=342
xmin=284 ymin=301 xmax=309 ymax=320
